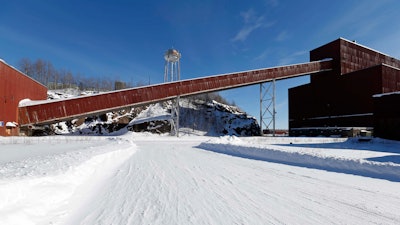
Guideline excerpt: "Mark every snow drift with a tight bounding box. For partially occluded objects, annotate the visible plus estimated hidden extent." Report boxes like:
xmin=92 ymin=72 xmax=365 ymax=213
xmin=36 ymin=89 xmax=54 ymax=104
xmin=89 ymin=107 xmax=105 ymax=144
xmin=199 ymin=136 xmax=400 ymax=181
xmin=0 ymin=137 xmax=136 ymax=225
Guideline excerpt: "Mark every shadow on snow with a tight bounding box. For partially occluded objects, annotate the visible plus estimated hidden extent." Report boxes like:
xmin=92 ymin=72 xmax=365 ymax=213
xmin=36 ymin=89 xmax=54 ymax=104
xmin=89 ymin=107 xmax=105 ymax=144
xmin=197 ymin=142 xmax=400 ymax=182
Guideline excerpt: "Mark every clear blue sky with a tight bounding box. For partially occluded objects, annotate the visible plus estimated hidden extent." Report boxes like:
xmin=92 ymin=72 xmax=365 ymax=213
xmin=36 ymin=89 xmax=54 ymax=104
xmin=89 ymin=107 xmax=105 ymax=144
xmin=1 ymin=0 xmax=399 ymax=129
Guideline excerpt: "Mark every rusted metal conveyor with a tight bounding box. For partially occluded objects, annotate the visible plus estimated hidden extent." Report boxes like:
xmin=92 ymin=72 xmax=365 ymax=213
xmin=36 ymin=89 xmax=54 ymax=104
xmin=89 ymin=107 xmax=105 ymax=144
xmin=18 ymin=59 xmax=332 ymax=126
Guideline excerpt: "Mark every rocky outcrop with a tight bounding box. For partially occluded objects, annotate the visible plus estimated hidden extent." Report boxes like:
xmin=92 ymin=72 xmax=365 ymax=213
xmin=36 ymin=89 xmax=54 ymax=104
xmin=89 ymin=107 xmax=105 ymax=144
xmin=53 ymin=98 xmax=260 ymax=136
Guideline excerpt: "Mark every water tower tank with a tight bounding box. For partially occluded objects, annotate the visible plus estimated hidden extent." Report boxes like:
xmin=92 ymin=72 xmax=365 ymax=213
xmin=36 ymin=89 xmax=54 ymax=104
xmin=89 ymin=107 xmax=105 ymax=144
xmin=164 ymin=49 xmax=181 ymax=62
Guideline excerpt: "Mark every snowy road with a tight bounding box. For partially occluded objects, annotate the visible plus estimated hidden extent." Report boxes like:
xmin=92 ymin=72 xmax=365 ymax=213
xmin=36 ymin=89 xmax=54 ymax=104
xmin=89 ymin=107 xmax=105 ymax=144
xmin=1 ymin=134 xmax=400 ymax=224
xmin=66 ymin=135 xmax=400 ymax=224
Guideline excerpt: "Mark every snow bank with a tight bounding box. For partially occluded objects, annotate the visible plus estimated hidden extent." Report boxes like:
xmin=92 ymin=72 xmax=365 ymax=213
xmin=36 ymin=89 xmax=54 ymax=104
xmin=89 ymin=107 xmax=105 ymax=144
xmin=134 ymin=103 xmax=170 ymax=119
xmin=18 ymin=99 xmax=51 ymax=107
xmin=5 ymin=122 xmax=17 ymax=128
xmin=0 ymin=137 xmax=137 ymax=225
xmin=373 ymin=91 xmax=400 ymax=98
xmin=128 ymin=103 xmax=170 ymax=123
xmin=0 ymin=135 xmax=109 ymax=145
xmin=199 ymin=136 xmax=400 ymax=181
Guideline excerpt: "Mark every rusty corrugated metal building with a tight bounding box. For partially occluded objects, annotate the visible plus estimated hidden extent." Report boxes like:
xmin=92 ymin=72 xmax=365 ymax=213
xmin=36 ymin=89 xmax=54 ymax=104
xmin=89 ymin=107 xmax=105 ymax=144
xmin=289 ymin=38 xmax=400 ymax=139
xmin=1 ymin=38 xmax=399 ymax=139
xmin=0 ymin=60 xmax=47 ymax=136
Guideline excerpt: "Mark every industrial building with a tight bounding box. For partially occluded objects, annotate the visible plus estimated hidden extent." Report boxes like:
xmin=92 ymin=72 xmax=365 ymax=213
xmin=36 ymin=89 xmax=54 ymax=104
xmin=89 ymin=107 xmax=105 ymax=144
xmin=373 ymin=92 xmax=400 ymax=140
xmin=1 ymin=38 xmax=399 ymax=139
xmin=0 ymin=60 xmax=47 ymax=136
xmin=289 ymin=38 xmax=400 ymax=140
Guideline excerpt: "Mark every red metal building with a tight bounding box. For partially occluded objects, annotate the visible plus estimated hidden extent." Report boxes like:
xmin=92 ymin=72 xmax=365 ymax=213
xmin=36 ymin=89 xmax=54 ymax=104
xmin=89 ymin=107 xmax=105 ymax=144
xmin=289 ymin=38 xmax=400 ymax=138
xmin=0 ymin=60 xmax=47 ymax=136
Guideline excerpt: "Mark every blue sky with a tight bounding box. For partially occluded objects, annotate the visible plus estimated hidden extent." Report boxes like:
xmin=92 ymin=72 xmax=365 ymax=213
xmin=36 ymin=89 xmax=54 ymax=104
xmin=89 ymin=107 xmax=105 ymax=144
xmin=1 ymin=0 xmax=399 ymax=129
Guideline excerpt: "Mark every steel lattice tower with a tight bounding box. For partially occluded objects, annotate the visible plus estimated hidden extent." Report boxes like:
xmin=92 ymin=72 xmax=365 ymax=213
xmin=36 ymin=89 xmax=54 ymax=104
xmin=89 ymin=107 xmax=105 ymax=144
xmin=260 ymin=80 xmax=276 ymax=136
xmin=164 ymin=49 xmax=181 ymax=136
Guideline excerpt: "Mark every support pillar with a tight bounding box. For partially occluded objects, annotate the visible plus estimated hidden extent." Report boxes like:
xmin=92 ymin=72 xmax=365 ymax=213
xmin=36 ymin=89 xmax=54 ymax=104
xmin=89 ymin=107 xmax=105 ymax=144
xmin=164 ymin=49 xmax=181 ymax=136
xmin=260 ymin=79 xmax=276 ymax=136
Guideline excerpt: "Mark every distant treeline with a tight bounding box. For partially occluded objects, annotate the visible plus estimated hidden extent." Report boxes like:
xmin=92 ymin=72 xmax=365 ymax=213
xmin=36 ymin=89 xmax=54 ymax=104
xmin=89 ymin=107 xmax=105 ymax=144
xmin=17 ymin=58 xmax=140 ymax=91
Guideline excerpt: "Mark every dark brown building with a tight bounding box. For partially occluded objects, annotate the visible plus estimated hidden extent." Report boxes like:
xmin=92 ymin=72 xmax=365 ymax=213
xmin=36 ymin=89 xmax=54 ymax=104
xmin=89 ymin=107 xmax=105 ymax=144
xmin=373 ymin=92 xmax=400 ymax=140
xmin=0 ymin=60 xmax=47 ymax=136
xmin=289 ymin=38 xmax=400 ymax=139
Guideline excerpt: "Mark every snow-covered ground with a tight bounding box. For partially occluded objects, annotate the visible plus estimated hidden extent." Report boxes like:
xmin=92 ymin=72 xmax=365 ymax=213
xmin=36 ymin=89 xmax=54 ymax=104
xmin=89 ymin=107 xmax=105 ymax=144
xmin=1 ymin=133 xmax=400 ymax=224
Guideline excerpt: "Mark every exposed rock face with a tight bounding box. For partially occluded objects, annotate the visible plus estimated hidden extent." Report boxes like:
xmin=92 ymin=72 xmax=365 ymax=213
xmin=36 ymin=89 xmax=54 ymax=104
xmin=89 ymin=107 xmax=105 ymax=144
xmin=53 ymin=99 xmax=260 ymax=136
xmin=180 ymin=99 xmax=260 ymax=136
xmin=127 ymin=120 xmax=171 ymax=134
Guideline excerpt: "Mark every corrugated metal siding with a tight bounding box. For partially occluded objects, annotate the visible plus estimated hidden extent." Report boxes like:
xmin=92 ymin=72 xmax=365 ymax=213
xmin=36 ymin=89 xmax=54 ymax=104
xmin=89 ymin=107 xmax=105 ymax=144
xmin=0 ymin=61 xmax=47 ymax=136
xmin=340 ymin=39 xmax=400 ymax=75
xmin=18 ymin=60 xmax=332 ymax=126
xmin=310 ymin=38 xmax=400 ymax=79
xmin=382 ymin=66 xmax=400 ymax=93
xmin=290 ymin=38 xmax=400 ymax=133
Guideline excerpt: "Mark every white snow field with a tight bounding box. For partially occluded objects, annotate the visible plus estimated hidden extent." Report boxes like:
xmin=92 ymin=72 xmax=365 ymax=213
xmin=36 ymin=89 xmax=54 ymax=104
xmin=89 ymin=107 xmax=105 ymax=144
xmin=1 ymin=133 xmax=400 ymax=224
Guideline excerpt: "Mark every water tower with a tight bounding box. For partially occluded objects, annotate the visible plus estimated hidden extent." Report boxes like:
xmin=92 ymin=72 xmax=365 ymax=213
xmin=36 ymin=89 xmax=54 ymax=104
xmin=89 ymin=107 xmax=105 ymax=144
xmin=164 ymin=48 xmax=181 ymax=136
xmin=164 ymin=49 xmax=181 ymax=82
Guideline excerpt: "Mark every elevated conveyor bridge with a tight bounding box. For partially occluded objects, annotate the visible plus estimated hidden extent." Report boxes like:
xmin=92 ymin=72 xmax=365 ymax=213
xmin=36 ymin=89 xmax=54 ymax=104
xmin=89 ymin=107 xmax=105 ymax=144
xmin=18 ymin=59 xmax=333 ymax=127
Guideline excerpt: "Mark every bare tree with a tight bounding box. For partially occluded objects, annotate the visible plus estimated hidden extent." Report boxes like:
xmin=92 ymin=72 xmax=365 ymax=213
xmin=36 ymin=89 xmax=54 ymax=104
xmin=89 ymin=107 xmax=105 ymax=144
xmin=18 ymin=58 xmax=34 ymax=76
xmin=43 ymin=61 xmax=55 ymax=88
xmin=52 ymin=70 xmax=61 ymax=89
xmin=34 ymin=59 xmax=46 ymax=85
xmin=63 ymin=70 xmax=74 ymax=88
xmin=17 ymin=57 xmax=133 ymax=92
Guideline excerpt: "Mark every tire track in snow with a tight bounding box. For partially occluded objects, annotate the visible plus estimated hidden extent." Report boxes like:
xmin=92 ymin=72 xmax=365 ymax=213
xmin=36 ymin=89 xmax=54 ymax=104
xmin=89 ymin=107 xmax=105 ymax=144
xmin=66 ymin=137 xmax=400 ymax=225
